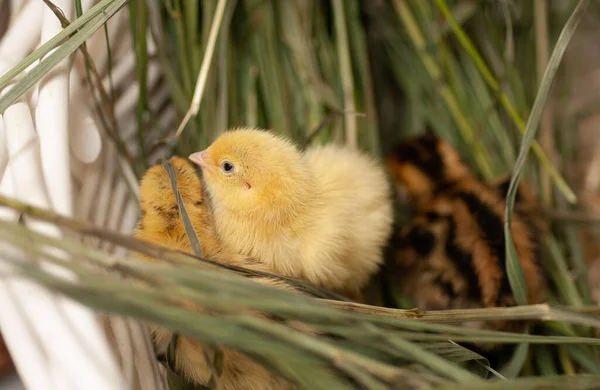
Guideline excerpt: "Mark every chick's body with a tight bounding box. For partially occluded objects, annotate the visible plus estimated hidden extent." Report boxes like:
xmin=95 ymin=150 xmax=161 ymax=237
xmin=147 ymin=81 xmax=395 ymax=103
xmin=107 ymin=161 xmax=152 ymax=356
xmin=135 ymin=157 xmax=297 ymax=390
xmin=190 ymin=128 xmax=394 ymax=296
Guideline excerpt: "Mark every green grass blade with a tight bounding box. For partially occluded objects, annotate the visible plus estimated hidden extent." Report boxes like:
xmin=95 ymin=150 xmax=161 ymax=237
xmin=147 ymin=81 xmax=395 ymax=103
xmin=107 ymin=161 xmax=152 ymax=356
xmin=0 ymin=0 xmax=123 ymax=89
xmin=0 ymin=0 xmax=127 ymax=114
xmin=161 ymin=160 xmax=204 ymax=257
xmin=131 ymin=0 xmax=149 ymax=167
xmin=503 ymin=0 xmax=589 ymax=306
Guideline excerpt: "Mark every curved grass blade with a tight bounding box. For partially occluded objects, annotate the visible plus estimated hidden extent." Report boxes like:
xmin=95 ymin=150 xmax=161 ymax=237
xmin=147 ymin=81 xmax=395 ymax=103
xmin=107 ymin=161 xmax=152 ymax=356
xmin=0 ymin=0 xmax=123 ymax=89
xmin=422 ymin=341 xmax=505 ymax=380
xmin=0 ymin=0 xmax=127 ymax=114
xmin=503 ymin=0 xmax=589 ymax=306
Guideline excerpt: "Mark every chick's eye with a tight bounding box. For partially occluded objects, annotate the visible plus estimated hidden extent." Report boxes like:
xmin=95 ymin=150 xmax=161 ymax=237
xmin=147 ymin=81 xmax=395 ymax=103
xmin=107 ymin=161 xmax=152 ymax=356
xmin=220 ymin=160 xmax=235 ymax=174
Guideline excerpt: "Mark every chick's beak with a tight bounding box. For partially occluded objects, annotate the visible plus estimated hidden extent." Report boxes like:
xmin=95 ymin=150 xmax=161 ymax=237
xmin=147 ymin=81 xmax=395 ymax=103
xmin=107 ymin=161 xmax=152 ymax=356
xmin=189 ymin=149 xmax=214 ymax=174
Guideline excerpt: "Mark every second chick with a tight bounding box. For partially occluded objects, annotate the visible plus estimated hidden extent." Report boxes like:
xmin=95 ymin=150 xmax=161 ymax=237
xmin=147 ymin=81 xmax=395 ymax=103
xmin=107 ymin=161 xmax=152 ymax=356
xmin=386 ymin=134 xmax=547 ymax=334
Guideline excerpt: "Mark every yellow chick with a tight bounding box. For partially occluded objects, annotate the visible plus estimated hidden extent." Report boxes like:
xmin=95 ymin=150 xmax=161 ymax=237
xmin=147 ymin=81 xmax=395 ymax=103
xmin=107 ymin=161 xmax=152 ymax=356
xmin=188 ymin=127 xmax=394 ymax=298
xmin=135 ymin=157 xmax=298 ymax=390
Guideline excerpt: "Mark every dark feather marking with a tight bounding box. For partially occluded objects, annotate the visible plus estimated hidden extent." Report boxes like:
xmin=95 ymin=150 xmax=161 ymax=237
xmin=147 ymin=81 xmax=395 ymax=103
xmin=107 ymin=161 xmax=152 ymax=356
xmin=433 ymin=180 xmax=458 ymax=196
xmin=453 ymin=191 xmax=511 ymax=305
xmin=403 ymin=225 xmax=436 ymax=256
xmin=424 ymin=211 xmax=443 ymax=221
xmin=392 ymin=135 xmax=445 ymax=182
xmin=444 ymin=215 xmax=482 ymax=300
xmin=155 ymin=205 xmax=178 ymax=220
xmin=165 ymin=222 xmax=178 ymax=233
xmin=433 ymin=275 xmax=457 ymax=300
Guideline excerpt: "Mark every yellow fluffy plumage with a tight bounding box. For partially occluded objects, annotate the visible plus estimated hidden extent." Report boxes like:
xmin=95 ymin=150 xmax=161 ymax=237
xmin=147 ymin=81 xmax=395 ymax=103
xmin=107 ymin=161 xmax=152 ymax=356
xmin=134 ymin=157 xmax=298 ymax=390
xmin=189 ymin=127 xmax=394 ymax=297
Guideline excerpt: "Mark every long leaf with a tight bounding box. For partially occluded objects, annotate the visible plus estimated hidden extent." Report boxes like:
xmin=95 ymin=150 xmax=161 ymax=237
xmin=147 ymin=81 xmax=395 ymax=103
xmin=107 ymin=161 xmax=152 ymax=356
xmin=0 ymin=0 xmax=124 ymax=89
xmin=0 ymin=0 xmax=128 ymax=114
xmin=503 ymin=0 xmax=589 ymax=306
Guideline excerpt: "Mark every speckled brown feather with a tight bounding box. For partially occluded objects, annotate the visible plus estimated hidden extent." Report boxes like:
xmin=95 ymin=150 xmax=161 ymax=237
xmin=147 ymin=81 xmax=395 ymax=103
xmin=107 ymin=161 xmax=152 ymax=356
xmin=134 ymin=156 xmax=299 ymax=390
xmin=386 ymin=134 xmax=547 ymax=336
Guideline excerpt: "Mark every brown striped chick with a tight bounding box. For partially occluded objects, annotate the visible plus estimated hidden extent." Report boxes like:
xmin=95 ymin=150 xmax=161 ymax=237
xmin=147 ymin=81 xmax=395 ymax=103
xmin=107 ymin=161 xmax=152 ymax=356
xmin=135 ymin=156 xmax=298 ymax=390
xmin=385 ymin=134 xmax=547 ymax=334
xmin=188 ymin=128 xmax=394 ymax=299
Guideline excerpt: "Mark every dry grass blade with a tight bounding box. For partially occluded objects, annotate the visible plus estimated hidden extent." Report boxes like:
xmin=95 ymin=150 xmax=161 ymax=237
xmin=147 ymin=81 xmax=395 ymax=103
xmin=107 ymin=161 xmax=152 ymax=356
xmin=167 ymin=0 xmax=228 ymax=143
xmin=323 ymin=300 xmax=600 ymax=327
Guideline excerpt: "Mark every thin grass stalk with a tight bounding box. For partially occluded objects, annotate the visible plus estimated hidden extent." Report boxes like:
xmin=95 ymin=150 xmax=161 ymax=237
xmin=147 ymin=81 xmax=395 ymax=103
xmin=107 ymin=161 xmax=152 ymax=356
xmin=171 ymin=0 xmax=193 ymax=96
xmin=103 ymin=23 xmax=116 ymax=104
xmin=534 ymin=0 xmax=555 ymax=207
xmin=185 ymin=0 xmax=199 ymax=73
xmin=331 ymin=0 xmax=357 ymax=148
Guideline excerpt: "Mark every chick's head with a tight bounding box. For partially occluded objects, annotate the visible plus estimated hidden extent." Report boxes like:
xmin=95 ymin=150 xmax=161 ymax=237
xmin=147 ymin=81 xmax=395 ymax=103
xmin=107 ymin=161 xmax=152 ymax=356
xmin=386 ymin=133 xmax=468 ymax=203
xmin=189 ymin=128 xmax=310 ymax=216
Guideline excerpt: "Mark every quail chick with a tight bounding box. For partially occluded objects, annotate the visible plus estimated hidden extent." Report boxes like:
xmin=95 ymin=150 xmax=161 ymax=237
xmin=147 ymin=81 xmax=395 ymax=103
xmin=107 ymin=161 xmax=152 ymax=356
xmin=385 ymin=134 xmax=547 ymax=334
xmin=135 ymin=157 xmax=298 ymax=390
